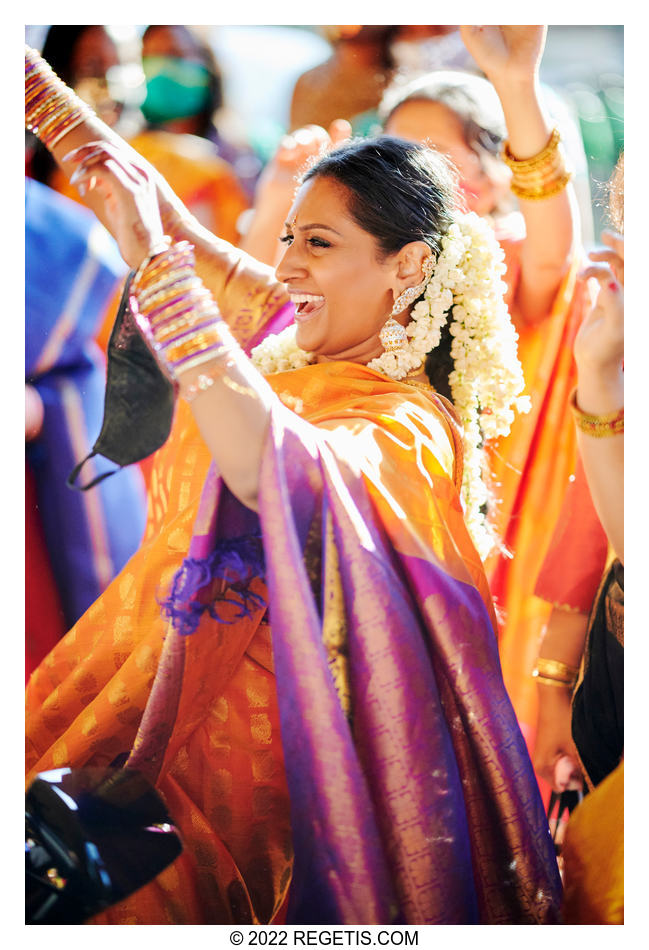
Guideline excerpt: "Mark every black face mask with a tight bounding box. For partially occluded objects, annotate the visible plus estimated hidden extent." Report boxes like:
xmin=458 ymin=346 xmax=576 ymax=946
xmin=67 ymin=273 xmax=175 ymax=491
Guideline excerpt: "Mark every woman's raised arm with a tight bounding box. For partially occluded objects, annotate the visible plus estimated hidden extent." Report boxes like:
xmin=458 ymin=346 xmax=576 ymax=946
xmin=26 ymin=46 xmax=287 ymax=340
xmin=460 ymin=26 xmax=579 ymax=325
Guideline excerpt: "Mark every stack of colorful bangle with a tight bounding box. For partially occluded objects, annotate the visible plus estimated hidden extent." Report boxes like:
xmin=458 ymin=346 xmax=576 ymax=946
xmin=570 ymin=388 xmax=624 ymax=437
xmin=130 ymin=240 xmax=236 ymax=380
xmin=532 ymin=657 xmax=579 ymax=689
xmin=502 ymin=127 xmax=573 ymax=201
xmin=25 ymin=45 xmax=93 ymax=150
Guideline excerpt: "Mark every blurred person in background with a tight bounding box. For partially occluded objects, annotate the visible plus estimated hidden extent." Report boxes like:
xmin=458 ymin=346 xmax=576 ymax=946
xmin=138 ymin=24 xmax=261 ymax=201
xmin=289 ymin=26 xmax=396 ymax=135
xmin=388 ymin=25 xmax=478 ymax=74
xmin=28 ymin=25 xmax=249 ymax=246
xmin=289 ymin=25 xmax=482 ymax=138
xmin=558 ymin=154 xmax=623 ymax=924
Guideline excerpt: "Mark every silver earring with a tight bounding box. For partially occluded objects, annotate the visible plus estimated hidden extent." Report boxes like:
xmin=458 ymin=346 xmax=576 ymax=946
xmin=390 ymin=253 xmax=435 ymax=316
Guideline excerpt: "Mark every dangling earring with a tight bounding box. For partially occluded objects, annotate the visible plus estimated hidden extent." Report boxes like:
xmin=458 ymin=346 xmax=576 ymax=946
xmin=378 ymin=316 xmax=408 ymax=351
xmin=379 ymin=253 xmax=434 ymax=352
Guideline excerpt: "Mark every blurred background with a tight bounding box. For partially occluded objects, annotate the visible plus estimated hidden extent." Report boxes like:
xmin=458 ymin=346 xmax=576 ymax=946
xmin=25 ymin=24 xmax=623 ymax=242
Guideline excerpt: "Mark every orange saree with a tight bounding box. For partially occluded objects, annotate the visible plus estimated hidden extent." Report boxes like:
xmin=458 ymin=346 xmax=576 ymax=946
xmin=484 ymin=231 xmax=591 ymax=751
xmin=26 ymin=356 xmax=561 ymax=923
xmin=25 ymin=371 xmax=475 ymax=924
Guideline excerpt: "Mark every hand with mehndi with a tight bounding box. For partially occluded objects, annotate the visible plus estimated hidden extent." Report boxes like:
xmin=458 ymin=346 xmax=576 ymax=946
xmin=63 ymin=140 xmax=165 ymax=270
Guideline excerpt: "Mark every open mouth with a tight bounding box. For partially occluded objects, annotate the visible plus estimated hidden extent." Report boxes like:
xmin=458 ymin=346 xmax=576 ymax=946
xmin=290 ymin=293 xmax=326 ymax=322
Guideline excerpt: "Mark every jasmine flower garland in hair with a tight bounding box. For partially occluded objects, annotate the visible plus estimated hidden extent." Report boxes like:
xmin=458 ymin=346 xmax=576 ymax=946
xmin=250 ymin=211 xmax=530 ymax=559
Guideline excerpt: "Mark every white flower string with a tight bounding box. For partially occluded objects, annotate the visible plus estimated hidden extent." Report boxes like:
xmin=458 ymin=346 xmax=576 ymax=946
xmin=251 ymin=211 xmax=530 ymax=558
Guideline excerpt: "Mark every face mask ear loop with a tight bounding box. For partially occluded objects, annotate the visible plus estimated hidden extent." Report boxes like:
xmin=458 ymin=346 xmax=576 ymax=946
xmin=66 ymin=452 xmax=123 ymax=491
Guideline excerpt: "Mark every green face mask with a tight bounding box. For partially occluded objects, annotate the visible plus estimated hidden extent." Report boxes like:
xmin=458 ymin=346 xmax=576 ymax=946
xmin=141 ymin=56 xmax=211 ymax=123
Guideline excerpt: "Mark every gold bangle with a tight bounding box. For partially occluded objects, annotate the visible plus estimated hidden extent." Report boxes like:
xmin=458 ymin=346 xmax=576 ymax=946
xmin=511 ymin=170 xmax=573 ymax=201
xmin=502 ymin=128 xmax=561 ymax=170
xmin=570 ymin=388 xmax=624 ymax=437
xmin=534 ymin=657 xmax=580 ymax=681
xmin=533 ymin=674 xmax=575 ymax=689
xmin=133 ymin=242 xmax=193 ymax=290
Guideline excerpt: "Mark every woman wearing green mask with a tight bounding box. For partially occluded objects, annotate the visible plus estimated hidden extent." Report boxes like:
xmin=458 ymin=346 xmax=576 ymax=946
xmin=138 ymin=25 xmax=261 ymax=200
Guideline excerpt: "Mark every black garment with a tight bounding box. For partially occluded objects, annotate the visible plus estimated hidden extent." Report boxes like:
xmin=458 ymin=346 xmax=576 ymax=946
xmin=571 ymin=559 xmax=624 ymax=788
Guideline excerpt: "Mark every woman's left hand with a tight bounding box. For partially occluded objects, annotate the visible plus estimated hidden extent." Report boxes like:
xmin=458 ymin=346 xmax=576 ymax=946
xmin=575 ymin=248 xmax=624 ymax=378
xmin=459 ymin=25 xmax=546 ymax=86
xmin=62 ymin=141 xmax=165 ymax=269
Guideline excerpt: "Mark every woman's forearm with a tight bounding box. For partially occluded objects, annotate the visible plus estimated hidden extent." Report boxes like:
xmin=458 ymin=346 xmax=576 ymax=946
xmin=177 ymin=351 xmax=276 ymax=510
xmin=495 ymin=77 xmax=578 ymax=324
xmin=26 ymin=46 xmax=288 ymax=337
xmin=574 ymin=364 xmax=624 ymax=562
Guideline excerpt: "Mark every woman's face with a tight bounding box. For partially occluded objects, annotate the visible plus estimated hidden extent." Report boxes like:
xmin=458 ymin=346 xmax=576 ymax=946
xmin=142 ymin=25 xmax=203 ymax=63
xmin=69 ymin=26 xmax=119 ymax=82
xmin=385 ymin=99 xmax=509 ymax=216
xmin=275 ymin=176 xmax=399 ymax=361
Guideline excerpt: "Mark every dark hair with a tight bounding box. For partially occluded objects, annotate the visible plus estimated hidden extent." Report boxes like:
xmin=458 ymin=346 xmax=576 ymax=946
xmin=302 ymin=135 xmax=457 ymax=396
xmin=380 ymin=70 xmax=507 ymax=160
xmin=142 ymin=25 xmax=223 ymax=135
xmin=41 ymin=25 xmax=94 ymax=86
xmin=303 ymin=136 xmax=456 ymax=258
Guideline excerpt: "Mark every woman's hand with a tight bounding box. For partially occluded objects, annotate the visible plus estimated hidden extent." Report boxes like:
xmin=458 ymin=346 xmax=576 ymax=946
xmin=533 ymin=685 xmax=583 ymax=792
xmin=575 ymin=240 xmax=624 ymax=379
xmin=25 ymin=384 xmax=44 ymax=441
xmin=62 ymin=140 xmax=165 ymax=269
xmin=239 ymin=120 xmax=351 ymax=265
xmin=254 ymin=120 xmax=351 ymax=216
xmin=459 ymin=25 xmax=546 ymax=87
xmin=587 ymin=229 xmax=624 ymax=286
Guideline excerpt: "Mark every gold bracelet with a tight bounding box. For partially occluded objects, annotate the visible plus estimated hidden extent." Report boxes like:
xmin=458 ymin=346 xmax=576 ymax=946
xmin=502 ymin=128 xmax=573 ymax=200
xmin=534 ymin=657 xmax=580 ymax=681
xmin=510 ymin=170 xmax=573 ymax=201
xmin=502 ymin=128 xmax=561 ymax=170
xmin=570 ymin=389 xmax=624 ymax=437
xmin=25 ymin=47 xmax=92 ymax=149
xmin=533 ymin=674 xmax=575 ymax=689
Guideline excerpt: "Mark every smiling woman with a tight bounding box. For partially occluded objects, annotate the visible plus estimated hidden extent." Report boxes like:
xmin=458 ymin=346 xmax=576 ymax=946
xmin=26 ymin=41 xmax=561 ymax=925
